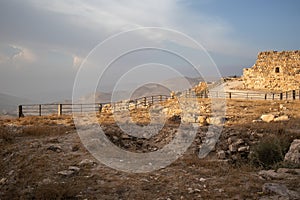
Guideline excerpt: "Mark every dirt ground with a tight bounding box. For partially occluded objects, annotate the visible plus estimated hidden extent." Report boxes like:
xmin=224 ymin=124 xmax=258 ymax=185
xmin=0 ymin=99 xmax=300 ymax=199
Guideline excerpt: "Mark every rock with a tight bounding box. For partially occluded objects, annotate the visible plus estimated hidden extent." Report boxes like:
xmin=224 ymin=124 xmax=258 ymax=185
xmin=78 ymin=159 xmax=97 ymax=167
xmin=68 ymin=166 xmax=80 ymax=172
xmin=0 ymin=178 xmax=7 ymax=185
xmin=198 ymin=116 xmax=207 ymax=125
xmin=47 ymin=145 xmax=62 ymax=153
xmin=229 ymin=144 xmax=237 ymax=152
xmin=217 ymin=150 xmax=226 ymax=159
xmin=235 ymin=138 xmax=244 ymax=145
xmin=277 ymin=168 xmax=300 ymax=175
xmin=274 ymin=115 xmax=289 ymax=122
xmin=30 ymin=142 xmax=41 ymax=148
xmin=262 ymin=183 xmax=299 ymax=199
xmin=258 ymin=170 xmax=291 ymax=180
xmin=227 ymin=136 xmax=236 ymax=144
xmin=238 ymin=146 xmax=249 ymax=152
xmin=284 ymin=139 xmax=300 ymax=164
xmin=41 ymin=178 xmax=52 ymax=184
xmin=206 ymin=117 xmax=224 ymax=126
xmin=261 ymin=114 xmax=275 ymax=123
xmin=58 ymin=170 xmax=74 ymax=176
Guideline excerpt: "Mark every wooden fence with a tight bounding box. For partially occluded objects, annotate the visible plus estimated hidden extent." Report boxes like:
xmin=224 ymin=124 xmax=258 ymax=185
xmin=18 ymin=89 xmax=300 ymax=118
xmin=181 ymin=89 xmax=300 ymax=101
xmin=18 ymin=95 xmax=169 ymax=117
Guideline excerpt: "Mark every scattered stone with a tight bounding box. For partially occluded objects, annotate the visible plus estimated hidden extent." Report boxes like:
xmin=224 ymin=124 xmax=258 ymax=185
xmin=284 ymin=139 xmax=300 ymax=164
xmin=229 ymin=144 xmax=237 ymax=152
xmin=198 ymin=116 xmax=207 ymax=125
xmin=258 ymin=170 xmax=290 ymax=180
xmin=206 ymin=117 xmax=224 ymax=126
xmin=78 ymin=159 xmax=97 ymax=167
xmin=274 ymin=115 xmax=289 ymax=122
xmin=227 ymin=136 xmax=237 ymax=145
xmin=261 ymin=114 xmax=275 ymax=123
xmin=30 ymin=142 xmax=41 ymax=148
xmin=217 ymin=150 xmax=226 ymax=159
xmin=235 ymin=138 xmax=244 ymax=145
xmin=58 ymin=170 xmax=74 ymax=176
xmin=238 ymin=146 xmax=249 ymax=152
xmin=199 ymin=178 xmax=206 ymax=182
xmin=68 ymin=166 xmax=80 ymax=172
xmin=277 ymin=168 xmax=300 ymax=175
xmin=0 ymin=178 xmax=7 ymax=185
xmin=262 ymin=183 xmax=299 ymax=199
xmin=47 ymin=145 xmax=62 ymax=153
xmin=41 ymin=178 xmax=52 ymax=185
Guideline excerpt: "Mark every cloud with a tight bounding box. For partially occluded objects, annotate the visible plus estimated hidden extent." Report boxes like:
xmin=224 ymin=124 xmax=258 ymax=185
xmin=10 ymin=45 xmax=37 ymax=63
xmin=24 ymin=0 xmax=248 ymax=56
xmin=72 ymin=55 xmax=84 ymax=69
xmin=0 ymin=44 xmax=36 ymax=67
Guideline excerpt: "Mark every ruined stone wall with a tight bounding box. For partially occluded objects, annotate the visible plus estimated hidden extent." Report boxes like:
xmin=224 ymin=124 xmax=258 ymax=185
xmin=243 ymin=50 xmax=300 ymax=91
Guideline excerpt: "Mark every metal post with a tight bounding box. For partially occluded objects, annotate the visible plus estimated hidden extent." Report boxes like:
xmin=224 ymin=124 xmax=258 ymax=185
xmin=18 ymin=105 xmax=24 ymax=118
xmin=280 ymin=93 xmax=283 ymax=100
xmin=39 ymin=105 xmax=42 ymax=116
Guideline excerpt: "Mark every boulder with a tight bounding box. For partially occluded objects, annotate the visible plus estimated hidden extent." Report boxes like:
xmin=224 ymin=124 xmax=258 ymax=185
xmin=217 ymin=150 xmax=226 ymax=159
xmin=261 ymin=114 xmax=275 ymax=123
xmin=284 ymin=139 xmax=300 ymax=164
xmin=262 ymin=183 xmax=299 ymax=199
xmin=274 ymin=115 xmax=289 ymax=122
xmin=206 ymin=117 xmax=224 ymax=126
xmin=198 ymin=116 xmax=207 ymax=125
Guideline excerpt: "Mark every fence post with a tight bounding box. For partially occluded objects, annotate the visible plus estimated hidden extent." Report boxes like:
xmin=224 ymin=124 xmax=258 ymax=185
xmin=292 ymin=90 xmax=296 ymax=100
xmin=143 ymin=97 xmax=147 ymax=106
xmin=18 ymin=105 xmax=24 ymax=118
xmin=264 ymin=94 xmax=267 ymax=100
xmin=272 ymin=93 xmax=274 ymax=100
xmin=280 ymin=93 xmax=283 ymax=100
xmin=39 ymin=105 xmax=42 ymax=116
xmin=160 ymin=95 xmax=162 ymax=102
xmin=229 ymin=92 xmax=232 ymax=99
xmin=58 ymin=104 xmax=62 ymax=116
xmin=286 ymin=92 xmax=288 ymax=100
xmin=151 ymin=96 xmax=154 ymax=104
xmin=98 ymin=104 xmax=102 ymax=114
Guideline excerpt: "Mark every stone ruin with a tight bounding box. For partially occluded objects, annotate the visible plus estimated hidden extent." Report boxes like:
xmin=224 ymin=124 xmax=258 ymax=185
xmin=243 ymin=50 xmax=300 ymax=91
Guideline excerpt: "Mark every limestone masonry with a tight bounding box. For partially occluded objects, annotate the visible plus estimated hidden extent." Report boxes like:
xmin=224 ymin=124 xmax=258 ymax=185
xmin=243 ymin=50 xmax=300 ymax=91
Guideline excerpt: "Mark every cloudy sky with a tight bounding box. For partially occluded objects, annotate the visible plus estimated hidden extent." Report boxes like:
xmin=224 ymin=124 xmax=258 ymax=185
xmin=0 ymin=0 xmax=299 ymax=102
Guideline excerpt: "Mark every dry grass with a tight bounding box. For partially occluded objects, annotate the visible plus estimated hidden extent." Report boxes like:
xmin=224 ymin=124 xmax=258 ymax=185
xmin=1 ymin=99 xmax=300 ymax=199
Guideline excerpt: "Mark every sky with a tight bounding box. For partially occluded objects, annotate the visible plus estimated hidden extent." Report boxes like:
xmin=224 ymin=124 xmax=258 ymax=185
xmin=0 ymin=0 xmax=299 ymax=102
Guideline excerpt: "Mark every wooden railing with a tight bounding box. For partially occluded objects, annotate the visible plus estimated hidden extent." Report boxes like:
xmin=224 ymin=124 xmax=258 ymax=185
xmin=18 ymin=88 xmax=300 ymax=118
xmin=18 ymin=95 xmax=170 ymax=117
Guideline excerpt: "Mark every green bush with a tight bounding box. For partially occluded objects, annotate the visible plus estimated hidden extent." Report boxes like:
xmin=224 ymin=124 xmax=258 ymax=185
xmin=250 ymin=135 xmax=291 ymax=169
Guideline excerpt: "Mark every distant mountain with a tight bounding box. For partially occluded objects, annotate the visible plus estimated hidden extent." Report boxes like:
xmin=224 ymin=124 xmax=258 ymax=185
xmin=161 ymin=76 xmax=204 ymax=92
xmin=78 ymin=76 xmax=205 ymax=103
xmin=0 ymin=93 xmax=31 ymax=116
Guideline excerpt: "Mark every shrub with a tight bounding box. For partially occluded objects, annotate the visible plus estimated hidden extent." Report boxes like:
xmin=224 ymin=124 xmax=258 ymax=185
xmin=250 ymin=135 xmax=291 ymax=169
